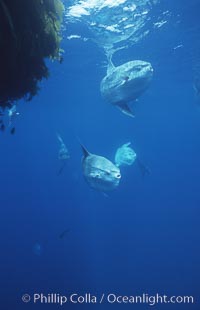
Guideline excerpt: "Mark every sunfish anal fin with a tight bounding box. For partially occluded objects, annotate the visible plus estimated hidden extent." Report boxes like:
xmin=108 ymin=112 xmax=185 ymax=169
xmin=117 ymin=102 xmax=135 ymax=118
xmin=137 ymin=158 xmax=151 ymax=178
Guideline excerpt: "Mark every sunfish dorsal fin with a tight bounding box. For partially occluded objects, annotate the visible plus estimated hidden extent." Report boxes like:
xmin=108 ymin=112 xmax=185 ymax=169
xmin=107 ymin=53 xmax=115 ymax=75
xmin=80 ymin=144 xmax=90 ymax=158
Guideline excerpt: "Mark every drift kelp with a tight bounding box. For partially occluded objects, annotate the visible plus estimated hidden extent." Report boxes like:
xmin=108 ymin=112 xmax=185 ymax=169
xmin=0 ymin=0 xmax=64 ymax=108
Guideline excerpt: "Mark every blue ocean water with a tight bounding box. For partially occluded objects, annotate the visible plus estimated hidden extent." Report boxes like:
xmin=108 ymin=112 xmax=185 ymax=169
xmin=1 ymin=0 xmax=200 ymax=309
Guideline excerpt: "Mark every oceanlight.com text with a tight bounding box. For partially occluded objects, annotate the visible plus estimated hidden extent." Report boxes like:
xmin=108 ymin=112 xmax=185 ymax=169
xmin=22 ymin=292 xmax=194 ymax=306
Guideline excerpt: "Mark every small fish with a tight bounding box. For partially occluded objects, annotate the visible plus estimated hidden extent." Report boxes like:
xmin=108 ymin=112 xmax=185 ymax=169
xmin=8 ymin=105 xmax=19 ymax=127
xmin=0 ymin=124 xmax=5 ymax=131
xmin=10 ymin=127 xmax=15 ymax=135
xmin=59 ymin=229 xmax=70 ymax=239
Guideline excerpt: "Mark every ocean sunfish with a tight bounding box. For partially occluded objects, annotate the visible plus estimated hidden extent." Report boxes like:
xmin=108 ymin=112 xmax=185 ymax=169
xmin=115 ymin=142 xmax=137 ymax=167
xmin=100 ymin=60 xmax=153 ymax=117
xmin=57 ymin=134 xmax=70 ymax=161
xmin=57 ymin=133 xmax=70 ymax=175
xmin=114 ymin=142 xmax=151 ymax=177
xmin=81 ymin=145 xmax=121 ymax=192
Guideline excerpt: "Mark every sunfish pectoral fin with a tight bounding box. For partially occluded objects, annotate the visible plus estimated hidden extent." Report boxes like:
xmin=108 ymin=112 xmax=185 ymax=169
xmin=117 ymin=102 xmax=135 ymax=118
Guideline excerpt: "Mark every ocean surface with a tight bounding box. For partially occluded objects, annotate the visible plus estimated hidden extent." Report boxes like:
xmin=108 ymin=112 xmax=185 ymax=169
xmin=1 ymin=0 xmax=200 ymax=309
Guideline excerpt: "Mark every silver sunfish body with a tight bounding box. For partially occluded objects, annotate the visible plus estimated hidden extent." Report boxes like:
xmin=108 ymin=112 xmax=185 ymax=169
xmin=81 ymin=145 xmax=121 ymax=192
xmin=100 ymin=60 xmax=153 ymax=117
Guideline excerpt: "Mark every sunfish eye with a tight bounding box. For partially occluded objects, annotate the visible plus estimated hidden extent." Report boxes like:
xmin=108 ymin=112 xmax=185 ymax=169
xmin=116 ymin=174 xmax=121 ymax=179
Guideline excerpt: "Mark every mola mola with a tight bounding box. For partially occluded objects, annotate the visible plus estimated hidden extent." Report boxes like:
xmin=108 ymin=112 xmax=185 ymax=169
xmin=81 ymin=145 xmax=121 ymax=192
xmin=115 ymin=142 xmax=137 ymax=167
xmin=100 ymin=60 xmax=153 ymax=117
